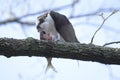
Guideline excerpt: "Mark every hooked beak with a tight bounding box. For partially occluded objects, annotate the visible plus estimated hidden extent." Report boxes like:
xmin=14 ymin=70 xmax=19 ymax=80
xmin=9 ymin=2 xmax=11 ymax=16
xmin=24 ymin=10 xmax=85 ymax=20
xmin=37 ymin=25 xmax=41 ymax=32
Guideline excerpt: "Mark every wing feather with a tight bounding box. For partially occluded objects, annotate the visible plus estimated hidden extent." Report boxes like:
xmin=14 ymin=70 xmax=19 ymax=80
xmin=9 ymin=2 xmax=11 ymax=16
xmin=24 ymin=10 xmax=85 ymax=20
xmin=50 ymin=11 xmax=79 ymax=43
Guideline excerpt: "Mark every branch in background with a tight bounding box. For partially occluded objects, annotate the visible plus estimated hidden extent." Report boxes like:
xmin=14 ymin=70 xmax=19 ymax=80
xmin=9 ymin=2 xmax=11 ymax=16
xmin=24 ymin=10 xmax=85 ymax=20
xmin=0 ymin=38 xmax=120 ymax=65
xmin=90 ymin=10 xmax=118 ymax=44
xmin=0 ymin=3 xmax=75 ymax=26
xmin=0 ymin=18 xmax=35 ymax=26
xmin=70 ymin=0 xmax=80 ymax=17
xmin=69 ymin=8 xmax=120 ymax=19
xmin=0 ymin=5 xmax=119 ymax=26
xmin=103 ymin=41 xmax=120 ymax=47
xmin=17 ymin=21 xmax=35 ymax=25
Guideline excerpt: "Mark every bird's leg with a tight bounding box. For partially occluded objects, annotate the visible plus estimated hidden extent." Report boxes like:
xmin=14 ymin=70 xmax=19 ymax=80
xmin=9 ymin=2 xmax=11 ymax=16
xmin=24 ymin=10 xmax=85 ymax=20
xmin=45 ymin=57 xmax=57 ymax=72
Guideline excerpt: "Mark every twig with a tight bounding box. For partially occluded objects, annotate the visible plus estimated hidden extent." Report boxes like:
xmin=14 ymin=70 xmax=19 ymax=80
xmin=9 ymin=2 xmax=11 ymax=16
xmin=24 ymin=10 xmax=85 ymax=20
xmin=90 ymin=10 xmax=118 ymax=44
xmin=103 ymin=41 xmax=120 ymax=47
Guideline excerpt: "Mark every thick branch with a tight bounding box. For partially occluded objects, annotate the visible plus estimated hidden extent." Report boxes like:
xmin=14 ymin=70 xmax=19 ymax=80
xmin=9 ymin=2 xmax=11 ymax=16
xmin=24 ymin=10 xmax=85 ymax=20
xmin=0 ymin=38 xmax=120 ymax=65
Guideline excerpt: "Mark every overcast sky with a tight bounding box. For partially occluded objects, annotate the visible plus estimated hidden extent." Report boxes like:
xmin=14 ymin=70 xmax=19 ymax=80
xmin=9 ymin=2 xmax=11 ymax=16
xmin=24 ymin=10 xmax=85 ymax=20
xmin=0 ymin=0 xmax=120 ymax=80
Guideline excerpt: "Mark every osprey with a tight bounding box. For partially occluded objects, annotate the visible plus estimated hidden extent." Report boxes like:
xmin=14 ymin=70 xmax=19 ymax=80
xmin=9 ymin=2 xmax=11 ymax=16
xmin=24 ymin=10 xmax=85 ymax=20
xmin=36 ymin=11 xmax=79 ymax=72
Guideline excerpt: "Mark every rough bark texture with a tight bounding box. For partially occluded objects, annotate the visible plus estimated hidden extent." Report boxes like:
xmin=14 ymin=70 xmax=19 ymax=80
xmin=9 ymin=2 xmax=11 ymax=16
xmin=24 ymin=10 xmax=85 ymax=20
xmin=0 ymin=37 xmax=120 ymax=65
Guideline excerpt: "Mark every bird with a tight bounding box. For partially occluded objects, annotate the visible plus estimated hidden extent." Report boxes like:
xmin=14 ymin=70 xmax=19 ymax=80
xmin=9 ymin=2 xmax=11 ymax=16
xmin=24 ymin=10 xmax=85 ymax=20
xmin=36 ymin=11 xmax=79 ymax=72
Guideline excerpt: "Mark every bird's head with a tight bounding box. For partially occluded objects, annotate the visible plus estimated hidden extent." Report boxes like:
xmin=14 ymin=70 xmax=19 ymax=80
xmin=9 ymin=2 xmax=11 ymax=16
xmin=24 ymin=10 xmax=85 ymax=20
xmin=36 ymin=11 xmax=60 ymax=41
xmin=36 ymin=12 xmax=55 ymax=35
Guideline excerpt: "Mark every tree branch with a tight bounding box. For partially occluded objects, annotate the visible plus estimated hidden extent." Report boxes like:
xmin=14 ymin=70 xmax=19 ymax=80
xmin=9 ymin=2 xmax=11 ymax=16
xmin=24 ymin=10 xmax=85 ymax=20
xmin=103 ymin=41 xmax=120 ymax=47
xmin=0 ymin=38 xmax=120 ymax=65
xmin=90 ymin=10 xmax=118 ymax=44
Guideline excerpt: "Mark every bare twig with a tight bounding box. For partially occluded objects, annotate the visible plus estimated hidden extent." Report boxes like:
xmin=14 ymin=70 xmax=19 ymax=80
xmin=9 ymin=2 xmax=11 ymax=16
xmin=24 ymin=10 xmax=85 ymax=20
xmin=103 ymin=41 xmax=120 ymax=47
xmin=90 ymin=10 xmax=118 ymax=44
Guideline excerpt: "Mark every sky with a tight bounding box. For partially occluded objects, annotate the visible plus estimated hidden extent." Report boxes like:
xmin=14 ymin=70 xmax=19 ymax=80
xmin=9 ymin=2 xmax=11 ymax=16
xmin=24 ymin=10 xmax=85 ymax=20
xmin=0 ymin=0 xmax=120 ymax=80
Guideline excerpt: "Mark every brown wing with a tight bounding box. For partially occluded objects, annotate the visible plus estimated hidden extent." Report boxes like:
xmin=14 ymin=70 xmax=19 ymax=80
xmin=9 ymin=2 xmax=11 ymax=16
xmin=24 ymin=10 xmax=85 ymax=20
xmin=50 ymin=11 xmax=79 ymax=43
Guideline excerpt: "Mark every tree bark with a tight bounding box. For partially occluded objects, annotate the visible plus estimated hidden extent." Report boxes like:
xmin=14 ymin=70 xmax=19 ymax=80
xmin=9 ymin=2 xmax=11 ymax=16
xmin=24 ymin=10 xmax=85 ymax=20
xmin=0 ymin=37 xmax=120 ymax=65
